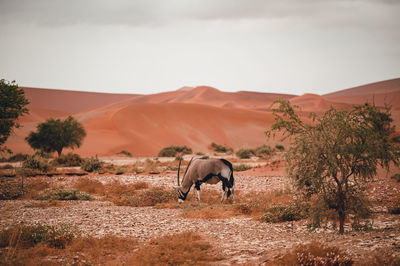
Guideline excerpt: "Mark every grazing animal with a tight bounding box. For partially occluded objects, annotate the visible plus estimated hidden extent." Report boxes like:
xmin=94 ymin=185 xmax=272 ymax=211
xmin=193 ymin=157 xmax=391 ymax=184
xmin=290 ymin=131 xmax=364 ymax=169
xmin=175 ymin=157 xmax=234 ymax=203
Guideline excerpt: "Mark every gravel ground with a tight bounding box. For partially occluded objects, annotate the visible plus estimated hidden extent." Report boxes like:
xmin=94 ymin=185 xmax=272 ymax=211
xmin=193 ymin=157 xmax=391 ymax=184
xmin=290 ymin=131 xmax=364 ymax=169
xmin=1 ymin=165 xmax=400 ymax=264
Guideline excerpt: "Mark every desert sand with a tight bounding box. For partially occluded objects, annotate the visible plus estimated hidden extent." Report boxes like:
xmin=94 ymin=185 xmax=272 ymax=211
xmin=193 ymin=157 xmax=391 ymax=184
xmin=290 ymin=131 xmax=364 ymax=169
xmin=6 ymin=78 xmax=400 ymax=156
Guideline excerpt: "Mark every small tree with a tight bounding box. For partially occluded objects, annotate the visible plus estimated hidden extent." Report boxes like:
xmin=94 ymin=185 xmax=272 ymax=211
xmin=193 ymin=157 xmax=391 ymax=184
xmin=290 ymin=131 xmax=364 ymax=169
xmin=267 ymin=99 xmax=400 ymax=234
xmin=26 ymin=116 xmax=86 ymax=156
xmin=0 ymin=79 xmax=29 ymax=153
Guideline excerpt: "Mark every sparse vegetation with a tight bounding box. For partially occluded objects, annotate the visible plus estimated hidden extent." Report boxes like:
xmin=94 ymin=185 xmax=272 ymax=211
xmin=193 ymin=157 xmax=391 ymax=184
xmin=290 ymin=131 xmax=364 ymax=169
xmin=210 ymin=142 xmax=233 ymax=154
xmin=52 ymin=152 xmax=83 ymax=167
xmin=1 ymin=152 xmax=29 ymax=162
xmin=22 ymin=155 xmax=53 ymax=172
xmin=38 ymin=189 xmax=93 ymax=201
xmin=158 ymin=145 xmax=192 ymax=157
xmin=236 ymin=148 xmax=254 ymax=159
xmin=81 ymin=156 xmax=103 ymax=172
xmin=233 ymin=164 xmax=252 ymax=171
xmin=267 ymin=99 xmax=400 ymax=234
xmin=117 ymin=150 xmax=132 ymax=157
xmin=261 ymin=204 xmax=304 ymax=223
xmin=266 ymin=241 xmax=354 ymax=266
xmin=254 ymin=144 xmax=275 ymax=158
xmin=0 ymin=223 xmax=79 ymax=250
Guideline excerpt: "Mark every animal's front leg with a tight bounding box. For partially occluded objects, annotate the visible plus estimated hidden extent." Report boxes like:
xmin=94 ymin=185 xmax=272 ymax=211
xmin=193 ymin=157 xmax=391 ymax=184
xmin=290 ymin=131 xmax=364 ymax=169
xmin=195 ymin=181 xmax=201 ymax=202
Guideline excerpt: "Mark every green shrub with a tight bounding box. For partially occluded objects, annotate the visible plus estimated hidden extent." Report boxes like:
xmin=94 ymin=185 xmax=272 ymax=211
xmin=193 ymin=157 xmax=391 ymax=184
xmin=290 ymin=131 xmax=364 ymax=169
xmin=53 ymin=153 xmax=83 ymax=167
xmin=22 ymin=155 xmax=52 ymax=172
xmin=210 ymin=142 xmax=233 ymax=154
xmin=233 ymin=164 xmax=252 ymax=172
xmin=236 ymin=148 xmax=254 ymax=159
xmin=38 ymin=189 xmax=93 ymax=201
xmin=254 ymin=145 xmax=274 ymax=158
xmin=275 ymin=144 xmax=285 ymax=151
xmin=81 ymin=156 xmax=103 ymax=172
xmin=117 ymin=150 xmax=132 ymax=157
xmin=261 ymin=204 xmax=303 ymax=223
xmin=391 ymin=173 xmax=400 ymax=182
xmin=158 ymin=145 xmax=192 ymax=157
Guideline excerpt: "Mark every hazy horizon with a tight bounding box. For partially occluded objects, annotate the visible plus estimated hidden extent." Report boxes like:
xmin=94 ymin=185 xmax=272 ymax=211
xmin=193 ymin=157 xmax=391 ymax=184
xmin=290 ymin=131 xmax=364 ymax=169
xmin=1 ymin=0 xmax=399 ymax=96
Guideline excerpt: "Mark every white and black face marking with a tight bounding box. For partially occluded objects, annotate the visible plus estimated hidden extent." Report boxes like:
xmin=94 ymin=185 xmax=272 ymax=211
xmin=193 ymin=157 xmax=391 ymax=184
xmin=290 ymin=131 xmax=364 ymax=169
xmin=177 ymin=188 xmax=189 ymax=202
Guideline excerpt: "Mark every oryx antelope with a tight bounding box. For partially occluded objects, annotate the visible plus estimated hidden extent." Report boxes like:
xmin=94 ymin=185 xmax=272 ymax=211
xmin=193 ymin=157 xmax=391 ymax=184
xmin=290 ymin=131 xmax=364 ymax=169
xmin=175 ymin=157 xmax=234 ymax=203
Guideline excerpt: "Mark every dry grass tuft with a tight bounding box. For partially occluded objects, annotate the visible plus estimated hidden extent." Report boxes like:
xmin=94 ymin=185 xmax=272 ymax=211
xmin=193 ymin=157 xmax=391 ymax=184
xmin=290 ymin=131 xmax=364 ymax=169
xmin=73 ymin=178 xmax=172 ymax=207
xmin=112 ymin=187 xmax=176 ymax=207
xmin=0 ymin=228 xmax=221 ymax=266
xmin=74 ymin=177 xmax=106 ymax=195
xmin=24 ymin=200 xmax=69 ymax=208
xmin=127 ymin=231 xmax=223 ymax=265
xmin=170 ymin=187 xmax=295 ymax=220
xmin=266 ymin=241 xmax=354 ymax=266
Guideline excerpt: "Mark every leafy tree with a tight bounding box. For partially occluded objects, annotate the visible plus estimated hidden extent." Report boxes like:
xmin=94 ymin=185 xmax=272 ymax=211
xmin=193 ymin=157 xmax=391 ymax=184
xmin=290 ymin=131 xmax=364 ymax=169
xmin=0 ymin=79 xmax=29 ymax=152
xmin=267 ymin=99 xmax=400 ymax=234
xmin=26 ymin=116 xmax=86 ymax=156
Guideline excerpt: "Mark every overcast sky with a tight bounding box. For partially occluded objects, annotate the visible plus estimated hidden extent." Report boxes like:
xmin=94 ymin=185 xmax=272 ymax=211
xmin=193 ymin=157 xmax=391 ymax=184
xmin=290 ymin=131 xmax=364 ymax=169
xmin=0 ymin=0 xmax=399 ymax=95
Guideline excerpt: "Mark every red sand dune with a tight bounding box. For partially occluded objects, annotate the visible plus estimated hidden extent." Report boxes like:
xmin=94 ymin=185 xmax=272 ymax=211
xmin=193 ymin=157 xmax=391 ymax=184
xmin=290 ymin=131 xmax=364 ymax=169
xmin=5 ymin=79 xmax=400 ymax=156
xmin=74 ymin=103 xmax=280 ymax=156
xmin=23 ymin=87 xmax=137 ymax=114
xmin=117 ymin=86 xmax=295 ymax=111
xmin=324 ymin=78 xmax=400 ymax=110
xmin=289 ymin=93 xmax=351 ymax=113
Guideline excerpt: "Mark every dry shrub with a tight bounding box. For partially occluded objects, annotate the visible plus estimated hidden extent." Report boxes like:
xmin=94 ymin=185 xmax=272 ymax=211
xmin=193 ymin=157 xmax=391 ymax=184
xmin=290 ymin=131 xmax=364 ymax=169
xmin=181 ymin=203 xmax=237 ymax=219
xmin=143 ymin=158 xmax=159 ymax=173
xmin=0 ymin=177 xmax=50 ymax=200
xmin=0 ymin=177 xmax=24 ymax=200
xmin=113 ymin=187 xmax=176 ymax=207
xmin=68 ymin=235 xmax=138 ymax=264
xmin=22 ymin=178 xmax=50 ymax=199
xmin=0 ymin=228 xmax=136 ymax=265
xmin=267 ymin=241 xmax=354 ymax=266
xmin=74 ymin=177 xmax=105 ymax=195
xmin=0 ymin=224 xmax=78 ymax=250
xmin=166 ymin=188 xmax=295 ymax=220
xmin=237 ymin=189 xmax=294 ymax=218
xmin=126 ymin=232 xmax=223 ymax=265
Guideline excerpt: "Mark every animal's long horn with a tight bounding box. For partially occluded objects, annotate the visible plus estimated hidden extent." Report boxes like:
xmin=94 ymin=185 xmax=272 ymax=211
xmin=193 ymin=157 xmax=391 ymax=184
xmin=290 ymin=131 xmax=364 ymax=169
xmin=177 ymin=158 xmax=182 ymax=186
xmin=182 ymin=157 xmax=194 ymax=184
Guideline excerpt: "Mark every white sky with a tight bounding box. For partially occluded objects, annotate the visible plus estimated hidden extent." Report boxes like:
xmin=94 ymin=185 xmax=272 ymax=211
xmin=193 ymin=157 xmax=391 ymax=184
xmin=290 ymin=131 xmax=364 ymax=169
xmin=0 ymin=0 xmax=399 ymax=95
